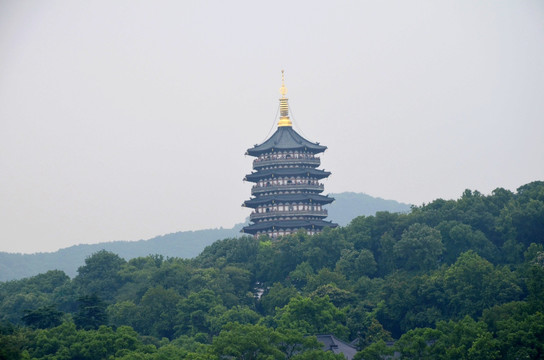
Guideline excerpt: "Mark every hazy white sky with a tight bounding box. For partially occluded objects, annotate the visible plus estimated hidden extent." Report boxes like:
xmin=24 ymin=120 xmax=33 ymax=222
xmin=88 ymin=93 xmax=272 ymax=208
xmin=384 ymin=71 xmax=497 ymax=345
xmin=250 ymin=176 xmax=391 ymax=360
xmin=1 ymin=1 xmax=543 ymax=253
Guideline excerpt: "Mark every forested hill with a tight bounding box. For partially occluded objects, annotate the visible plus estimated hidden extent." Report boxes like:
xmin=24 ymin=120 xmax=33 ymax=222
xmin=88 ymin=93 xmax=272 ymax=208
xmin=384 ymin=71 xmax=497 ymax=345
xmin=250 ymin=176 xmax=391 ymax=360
xmin=0 ymin=192 xmax=409 ymax=281
xmin=0 ymin=181 xmax=543 ymax=360
xmin=327 ymin=192 xmax=410 ymax=226
xmin=0 ymin=227 xmax=242 ymax=282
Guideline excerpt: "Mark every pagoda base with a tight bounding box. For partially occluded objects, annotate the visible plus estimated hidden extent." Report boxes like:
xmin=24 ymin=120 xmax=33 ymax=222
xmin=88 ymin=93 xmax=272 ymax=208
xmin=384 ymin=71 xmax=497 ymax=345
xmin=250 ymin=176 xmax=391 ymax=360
xmin=242 ymin=219 xmax=338 ymax=238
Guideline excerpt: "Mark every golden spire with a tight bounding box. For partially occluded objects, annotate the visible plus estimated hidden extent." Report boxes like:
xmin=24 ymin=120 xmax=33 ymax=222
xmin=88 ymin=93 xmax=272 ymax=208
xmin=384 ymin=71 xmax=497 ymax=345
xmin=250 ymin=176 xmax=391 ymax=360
xmin=278 ymin=70 xmax=292 ymax=127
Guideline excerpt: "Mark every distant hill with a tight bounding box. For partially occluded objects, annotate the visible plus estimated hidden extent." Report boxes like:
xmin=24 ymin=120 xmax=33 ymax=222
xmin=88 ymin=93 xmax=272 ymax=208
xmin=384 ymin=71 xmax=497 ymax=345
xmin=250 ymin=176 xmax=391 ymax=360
xmin=0 ymin=227 xmax=242 ymax=281
xmin=327 ymin=192 xmax=411 ymax=226
xmin=0 ymin=192 xmax=410 ymax=281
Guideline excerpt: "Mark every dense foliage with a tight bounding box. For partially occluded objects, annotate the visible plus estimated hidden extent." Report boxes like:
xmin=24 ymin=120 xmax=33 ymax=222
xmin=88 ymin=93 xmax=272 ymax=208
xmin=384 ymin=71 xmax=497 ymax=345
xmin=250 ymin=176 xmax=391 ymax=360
xmin=0 ymin=192 xmax=408 ymax=282
xmin=0 ymin=181 xmax=543 ymax=359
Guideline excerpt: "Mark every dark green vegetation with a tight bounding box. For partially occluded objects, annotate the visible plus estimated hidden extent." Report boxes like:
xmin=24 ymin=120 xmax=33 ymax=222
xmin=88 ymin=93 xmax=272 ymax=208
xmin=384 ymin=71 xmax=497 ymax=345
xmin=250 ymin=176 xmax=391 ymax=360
xmin=0 ymin=181 xmax=543 ymax=359
xmin=0 ymin=192 xmax=409 ymax=282
xmin=0 ymin=227 xmax=242 ymax=282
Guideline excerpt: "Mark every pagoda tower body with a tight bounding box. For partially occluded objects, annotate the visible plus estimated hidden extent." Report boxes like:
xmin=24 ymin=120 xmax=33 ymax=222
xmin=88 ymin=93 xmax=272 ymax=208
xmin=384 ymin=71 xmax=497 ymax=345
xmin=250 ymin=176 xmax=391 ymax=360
xmin=242 ymin=72 xmax=338 ymax=238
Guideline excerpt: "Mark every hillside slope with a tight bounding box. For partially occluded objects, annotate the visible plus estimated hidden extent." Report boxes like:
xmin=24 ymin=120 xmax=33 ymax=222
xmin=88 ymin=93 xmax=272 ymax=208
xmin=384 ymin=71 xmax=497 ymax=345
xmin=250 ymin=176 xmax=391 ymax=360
xmin=0 ymin=192 xmax=409 ymax=281
xmin=327 ymin=192 xmax=411 ymax=226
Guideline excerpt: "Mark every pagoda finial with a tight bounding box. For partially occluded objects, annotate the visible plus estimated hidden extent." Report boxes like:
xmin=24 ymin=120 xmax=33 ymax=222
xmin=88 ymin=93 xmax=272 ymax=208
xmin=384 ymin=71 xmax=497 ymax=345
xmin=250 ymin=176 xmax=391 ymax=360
xmin=280 ymin=70 xmax=287 ymax=98
xmin=278 ymin=70 xmax=292 ymax=127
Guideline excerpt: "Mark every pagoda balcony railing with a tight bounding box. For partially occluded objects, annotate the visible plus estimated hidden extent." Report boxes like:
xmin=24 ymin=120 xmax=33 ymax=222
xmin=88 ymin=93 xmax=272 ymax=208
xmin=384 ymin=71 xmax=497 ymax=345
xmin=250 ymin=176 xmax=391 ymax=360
xmin=251 ymin=183 xmax=324 ymax=195
xmin=253 ymin=157 xmax=320 ymax=168
xmin=250 ymin=209 xmax=328 ymax=220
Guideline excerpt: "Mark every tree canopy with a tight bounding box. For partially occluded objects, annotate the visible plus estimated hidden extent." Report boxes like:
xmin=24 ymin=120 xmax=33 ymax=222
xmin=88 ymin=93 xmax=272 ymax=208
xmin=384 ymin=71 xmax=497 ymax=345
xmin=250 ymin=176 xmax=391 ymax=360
xmin=0 ymin=181 xmax=543 ymax=359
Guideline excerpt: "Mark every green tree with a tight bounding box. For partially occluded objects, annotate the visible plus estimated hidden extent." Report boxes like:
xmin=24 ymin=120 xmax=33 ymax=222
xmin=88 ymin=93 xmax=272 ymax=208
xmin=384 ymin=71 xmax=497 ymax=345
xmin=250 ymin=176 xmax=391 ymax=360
xmin=210 ymin=305 xmax=260 ymax=335
xmin=358 ymin=318 xmax=393 ymax=349
xmin=304 ymin=268 xmax=349 ymax=293
xmin=394 ymin=327 xmax=441 ymax=360
xmin=0 ymin=270 xmax=71 ymax=324
xmin=437 ymin=222 xmax=497 ymax=263
xmin=22 ymin=304 xmax=64 ymax=329
xmin=107 ymin=300 xmax=141 ymax=330
xmin=260 ymin=283 xmax=299 ymax=315
xmin=393 ymin=223 xmax=444 ymax=271
xmin=377 ymin=271 xmax=422 ymax=336
xmin=335 ymin=249 xmax=377 ymax=279
xmin=138 ymin=286 xmax=181 ymax=339
xmin=526 ymin=250 xmax=544 ymax=312
xmin=444 ymin=251 xmax=521 ymax=317
xmin=310 ymin=284 xmax=355 ymax=309
xmin=0 ymin=321 xmax=25 ymax=360
xmin=256 ymin=233 xmax=306 ymax=284
xmin=291 ymin=349 xmax=346 ymax=359
xmin=467 ymin=332 xmax=500 ymax=360
xmin=354 ymin=340 xmax=394 ymax=360
xmin=74 ymin=250 xmax=126 ymax=301
xmin=275 ymin=295 xmax=349 ymax=339
xmin=149 ymin=258 xmax=191 ymax=295
xmin=495 ymin=311 xmax=544 ymax=359
xmin=212 ymin=323 xmax=284 ymax=360
xmin=344 ymin=215 xmax=373 ymax=250
xmin=288 ymin=262 xmax=314 ymax=289
xmin=74 ymin=294 xmax=108 ymax=330
xmin=24 ymin=322 xmax=155 ymax=360
xmin=303 ymin=228 xmax=349 ymax=270
xmin=195 ymin=236 xmax=259 ymax=271
xmin=176 ymin=289 xmax=225 ymax=337
xmin=432 ymin=316 xmax=498 ymax=360
xmin=376 ymin=232 xmax=396 ymax=276
xmin=510 ymin=182 xmax=544 ymax=247
xmin=276 ymin=329 xmax=321 ymax=359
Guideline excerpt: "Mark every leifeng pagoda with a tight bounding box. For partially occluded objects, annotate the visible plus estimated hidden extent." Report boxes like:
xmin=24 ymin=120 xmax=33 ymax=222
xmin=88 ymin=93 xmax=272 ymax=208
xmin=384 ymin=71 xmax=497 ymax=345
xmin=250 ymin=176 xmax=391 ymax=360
xmin=242 ymin=71 xmax=338 ymax=238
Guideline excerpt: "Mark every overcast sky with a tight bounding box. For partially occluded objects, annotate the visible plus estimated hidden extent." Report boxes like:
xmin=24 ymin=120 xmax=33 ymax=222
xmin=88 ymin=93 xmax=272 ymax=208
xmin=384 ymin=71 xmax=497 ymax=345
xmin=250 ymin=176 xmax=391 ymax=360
xmin=1 ymin=1 xmax=543 ymax=253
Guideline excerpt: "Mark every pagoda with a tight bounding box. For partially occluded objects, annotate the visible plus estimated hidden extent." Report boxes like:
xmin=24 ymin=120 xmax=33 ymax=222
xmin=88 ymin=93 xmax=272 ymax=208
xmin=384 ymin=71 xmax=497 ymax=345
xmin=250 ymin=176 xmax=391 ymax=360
xmin=242 ymin=71 xmax=338 ymax=238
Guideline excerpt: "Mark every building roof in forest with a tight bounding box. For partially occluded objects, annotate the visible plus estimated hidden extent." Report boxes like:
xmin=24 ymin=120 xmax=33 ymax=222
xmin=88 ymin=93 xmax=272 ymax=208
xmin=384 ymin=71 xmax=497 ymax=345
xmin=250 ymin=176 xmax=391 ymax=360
xmin=316 ymin=335 xmax=358 ymax=360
